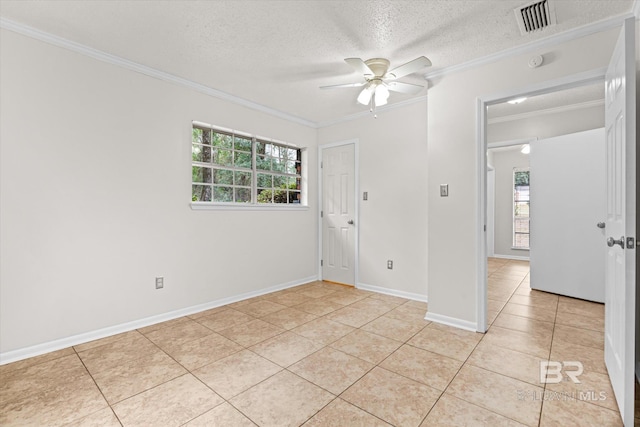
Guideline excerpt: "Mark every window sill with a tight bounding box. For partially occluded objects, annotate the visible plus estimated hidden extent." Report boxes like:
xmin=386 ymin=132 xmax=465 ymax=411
xmin=190 ymin=202 xmax=309 ymax=211
xmin=511 ymin=247 xmax=530 ymax=251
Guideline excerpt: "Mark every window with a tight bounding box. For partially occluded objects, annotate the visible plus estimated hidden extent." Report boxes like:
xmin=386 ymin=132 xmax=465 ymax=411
xmin=191 ymin=123 xmax=304 ymax=206
xmin=513 ymin=168 xmax=530 ymax=249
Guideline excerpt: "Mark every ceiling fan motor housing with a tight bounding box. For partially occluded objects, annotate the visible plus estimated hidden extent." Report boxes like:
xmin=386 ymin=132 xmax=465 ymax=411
xmin=364 ymin=58 xmax=391 ymax=77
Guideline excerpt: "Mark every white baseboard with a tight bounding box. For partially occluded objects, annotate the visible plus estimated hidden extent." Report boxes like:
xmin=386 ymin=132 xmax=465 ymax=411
xmin=356 ymin=283 xmax=428 ymax=303
xmin=0 ymin=275 xmax=317 ymax=365
xmin=490 ymin=254 xmax=530 ymax=261
xmin=424 ymin=311 xmax=478 ymax=332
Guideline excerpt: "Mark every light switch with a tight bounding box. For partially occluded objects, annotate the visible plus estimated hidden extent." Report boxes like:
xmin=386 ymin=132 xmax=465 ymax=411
xmin=440 ymin=184 xmax=449 ymax=197
xmin=363 ymin=192 xmax=368 ymax=201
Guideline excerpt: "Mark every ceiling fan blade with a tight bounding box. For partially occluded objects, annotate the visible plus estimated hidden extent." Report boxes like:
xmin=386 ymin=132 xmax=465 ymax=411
xmin=386 ymin=56 xmax=432 ymax=80
xmin=386 ymin=81 xmax=424 ymax=95
xmin=344 ymin=58 xmax=375 ymax=77
xmin=320 ymin=82 xmax=366 ymax=90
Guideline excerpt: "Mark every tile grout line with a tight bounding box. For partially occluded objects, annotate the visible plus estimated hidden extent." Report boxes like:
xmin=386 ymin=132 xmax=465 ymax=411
xmin=72 ymin=346 xmax=125 ymax=426
xmin=427 ymin=259 xmax=541 ymax=427
xmin=413 ymin=260 xmax=521 ymax=425
xmin=537 ymin=274 xmax=561 ymax=427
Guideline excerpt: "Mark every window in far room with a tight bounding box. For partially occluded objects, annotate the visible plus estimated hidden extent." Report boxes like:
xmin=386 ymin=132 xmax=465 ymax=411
xmin=513 ymin=168 xmax=530 ymax=249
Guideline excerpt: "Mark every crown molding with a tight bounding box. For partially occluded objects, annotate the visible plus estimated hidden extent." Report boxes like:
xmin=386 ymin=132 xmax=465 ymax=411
xmin=424 ymin=12 xmax=635 ymax=80
xmin=0 ymin=18 xmax=317 ymax=129
xmin=2 ymin=8 xmax=634 ymax=129
xmin=488 ymin=99 xmax=604 ymax=124
xmin=315 ymin=95 xmax=428 ymax=128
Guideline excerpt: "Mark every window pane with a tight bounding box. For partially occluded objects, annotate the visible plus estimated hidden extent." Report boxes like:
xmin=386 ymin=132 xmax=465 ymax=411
xmin=235 ymin=171 xmax=252 ymax=186
xmin=276 ymin=145 xmax=288 ymax=159
xmin=273 ymin=175 xmax=287 ymax=188
xmin=235 ymin=188 xmax=251 ymax=203
xmin=213 ymin=149 xmax=233 ymax=167
xmin=213 ymin=169 xmax=233 ymax=185
xmin=213 ymin=186 xmax=233 ymax=202
xmin=235 ymin=136 xmax=252 ymax=152
xmin=285 ymin=160 xmax=297 ymax=174
xmin=256 ymin=155 xmax=271 ymax=171
xmin=287 ymin=176 xmax=298 ymax=188
xmin=192 ymin=128 xmax=204 ymax=144
xmin=288 ymin=148 xmax=298 ymax=161
xmin=192 ymin=166 xmax=212 ymax=183
xmin=289 ymin=191 xmax=301 ymax=203
xmin=257 ymin=173 xmax=272 ymax=188
xmin=234 ymin=151 xmax=252 ymax=169
xmin=272 ymin=158 xmax=286 ymax=173
xmin=264 ymin=143 xmax=275 ymax=156
xmin=256 ymin=141 xmax=266 ymax=155
xmin=212 ymin=133 xmax=233 ymax=148
xmin=515 ymin=171 xmax=530 ymax=186
xmin=192 ymin=184 xmax=212 ymax=202
xmin=272 ymin=188 xmax=288 ymax=203
xmin=192 ymin=144 xmax=212 ymax=163
xmin=257 ymin=188 xmax=273 ymax=203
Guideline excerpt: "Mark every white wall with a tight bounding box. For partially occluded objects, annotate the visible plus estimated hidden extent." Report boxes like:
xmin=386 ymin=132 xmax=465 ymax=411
xmin=490 ymin=147 xmax=530 ymax=258
xmin=427 ymin=27 xmax=620 ymax=326
xmin=318 ymin=101 xmax=429 ymax=299
xmin=488 ymin=103 xmax=604 ymax=143
xmin=0 ymin=30 xmax=318 ymax=355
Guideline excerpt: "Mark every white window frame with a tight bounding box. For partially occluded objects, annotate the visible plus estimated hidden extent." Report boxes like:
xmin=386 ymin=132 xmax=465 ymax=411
xmin=190 ymin=122 xmax=308 ymax=211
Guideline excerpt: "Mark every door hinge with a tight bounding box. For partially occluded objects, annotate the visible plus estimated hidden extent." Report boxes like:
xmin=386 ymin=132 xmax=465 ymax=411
xmin=321 ymin=161 xmax=323 ymax=168
xmin=484 ymin=224 xmax=486 ymax=232
xmin=320 ymin=210 xmax=323 ymax=218
xmin=320 ymin=260 xmax=323 ymax=266
xmin=626 ymin=237 xmax=635 ymax=249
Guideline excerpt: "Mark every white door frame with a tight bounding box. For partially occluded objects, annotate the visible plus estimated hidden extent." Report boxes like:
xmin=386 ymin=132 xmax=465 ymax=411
xmin=475 ymin=68 xmax=606 ymax=332
xmin=486 ymin=166 xmax=495 ymax=258
xmin=318 ymin=139 xmax=360 ymax=286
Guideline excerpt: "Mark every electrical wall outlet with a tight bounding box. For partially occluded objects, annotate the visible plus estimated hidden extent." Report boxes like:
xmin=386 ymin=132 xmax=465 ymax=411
xmin=440 ymin=184 xmax=449 ymax=197
xmin=363 ymin=191 xmax=368 ymax=201
xmin=387 ymin=260 xmax=393 ymax=270
xmin=155 ymin=277 xmax=164 ymax=289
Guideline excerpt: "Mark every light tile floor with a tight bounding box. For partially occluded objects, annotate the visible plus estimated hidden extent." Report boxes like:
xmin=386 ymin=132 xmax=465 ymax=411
xmin=0 ymin=259 xmax=628 ymax=426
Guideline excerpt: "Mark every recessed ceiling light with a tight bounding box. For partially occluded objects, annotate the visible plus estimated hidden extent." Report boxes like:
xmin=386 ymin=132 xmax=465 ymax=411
xmin=508 ymin=97 xmax=528 ymax=105
xmin=521 ymin=144 xmax=531 ymax=154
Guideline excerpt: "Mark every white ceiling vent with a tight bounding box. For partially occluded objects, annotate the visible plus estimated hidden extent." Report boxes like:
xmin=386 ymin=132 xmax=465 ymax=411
xmin=515 ymin=0 xmax=557 ymax=35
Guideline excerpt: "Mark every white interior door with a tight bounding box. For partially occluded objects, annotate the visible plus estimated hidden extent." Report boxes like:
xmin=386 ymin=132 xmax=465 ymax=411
xmin=604 ymin=17 xmax=635 ymax=427
xmin=529 ymin=128 xmax=606 ymax=302
xmin=322 ymin=144 xmax=356 ymax=285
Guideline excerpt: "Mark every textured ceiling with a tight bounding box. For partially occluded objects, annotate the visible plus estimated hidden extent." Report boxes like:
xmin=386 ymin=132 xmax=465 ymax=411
xmin=0 ymin=0 xmax=634 ymax=124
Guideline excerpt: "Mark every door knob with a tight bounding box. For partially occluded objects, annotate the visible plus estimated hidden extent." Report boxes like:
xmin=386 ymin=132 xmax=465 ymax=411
xmin=607 ymin=236 xmax=625 ymax=248
xmin=347 ymin=220 xmax=354 ymax=225
xmin=596 ymin=222 xmax=605 ymax=229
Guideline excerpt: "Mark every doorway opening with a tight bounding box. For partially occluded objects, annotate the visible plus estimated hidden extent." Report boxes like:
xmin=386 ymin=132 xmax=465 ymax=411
xmin=475 ymin=69 xmax=605 ymax=332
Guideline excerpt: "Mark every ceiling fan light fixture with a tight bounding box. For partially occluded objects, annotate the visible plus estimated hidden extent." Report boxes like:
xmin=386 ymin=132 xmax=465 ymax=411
xmin=357 ymin=86 xmax=373 ymax=105
xmin=374 ymin=84 xmax=389 ymax=106
xmin=322 ymin=56 xmax=432 ymax=114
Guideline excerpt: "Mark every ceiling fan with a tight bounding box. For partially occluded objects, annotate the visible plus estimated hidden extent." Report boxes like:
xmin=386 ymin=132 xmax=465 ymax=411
xmin=321 ymin=56 xmax=432 ymax=111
